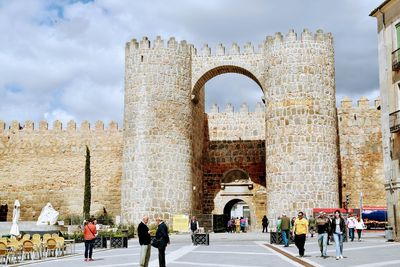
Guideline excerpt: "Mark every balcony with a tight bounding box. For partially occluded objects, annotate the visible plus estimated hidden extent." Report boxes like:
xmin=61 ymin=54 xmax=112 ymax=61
xmin=392 ymin=48 xmax=400 ymax=71
xmin=390 ymin=110 xmax=400 ymax=133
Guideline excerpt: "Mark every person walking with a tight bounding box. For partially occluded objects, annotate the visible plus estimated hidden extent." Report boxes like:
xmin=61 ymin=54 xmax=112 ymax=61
xmin=355 ymin=215 xmax=365 ymax=241
xmin=83 ymin=217 xmax=97 ymax=262
xmin=156 ymin=217 xmax=170 ymax=267
xmin=240 ymin=217 xmax=246 ymax=232
xmin=292 ymin=211 xmax=308 ymax=257
xmin=235 ymin=217 xmax=240 ymax=233
xmin=331 ymin=210 xmax=346 ymax=260
xmin=230 ymin=218 xmax=235 ymax=233
xmin=138 ymin=216 xmax=151 ymax=267
xmin=189 ymin=216 xmax=199 ymax=244
xmin=227 ymin=218 xmax=233 ymax=233
xmin=316 ymin=212 xmax=329 ymax=258
xmin=262 ymin=215 xmax=269 ymax=233
xmin=346 ymin=214 xmax=356 ymax=242
xmin=280 ymin=213 xmax=291 ymax=247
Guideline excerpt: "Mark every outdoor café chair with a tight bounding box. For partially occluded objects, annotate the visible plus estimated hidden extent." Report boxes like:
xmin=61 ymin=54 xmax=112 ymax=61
xmin=55 ymin=237 xmax=65 ymax=256
xmin=5 ymin=239 xmax=22 ymax=264
xmin=51 ymin=233 xmax=59 ymax=238
xmin=42 ymin=234 xmax=51 ymax=241
xmin=32 ymin=238 xmax=42 ymax=259
xmin=21 ymin=240 xmax=34 ymax=261
xmin=32 ymin=234 xmax=41 ymax=241
xmin=0 ymin=241 xmax=9 ymax=265
xmin=22 ymin=234 xmax=30 ymax=241
xmin=45 ymin=238 xmax=58 ymax=258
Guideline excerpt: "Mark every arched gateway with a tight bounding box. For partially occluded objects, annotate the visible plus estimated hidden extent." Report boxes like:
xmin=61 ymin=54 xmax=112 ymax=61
xmin=122 ymin=29 xmax=339 ymax=228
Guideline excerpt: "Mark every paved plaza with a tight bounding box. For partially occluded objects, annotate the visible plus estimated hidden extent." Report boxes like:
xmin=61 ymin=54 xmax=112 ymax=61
xmin=8 ymin=231 xmax=400 ymax=267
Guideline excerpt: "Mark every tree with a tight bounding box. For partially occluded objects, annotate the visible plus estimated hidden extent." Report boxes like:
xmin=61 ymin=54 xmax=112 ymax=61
xmin=83 ymin=145 xmax=91 ymax=220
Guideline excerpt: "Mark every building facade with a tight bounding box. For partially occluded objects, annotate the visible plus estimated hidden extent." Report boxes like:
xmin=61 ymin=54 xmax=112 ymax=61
xmin=371 ymin=0 xmax=400 ymax=240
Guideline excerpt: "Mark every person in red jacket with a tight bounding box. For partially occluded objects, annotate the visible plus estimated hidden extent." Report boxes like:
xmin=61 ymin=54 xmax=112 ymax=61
xmin=83 ymin=217 xmax=97 ymax=262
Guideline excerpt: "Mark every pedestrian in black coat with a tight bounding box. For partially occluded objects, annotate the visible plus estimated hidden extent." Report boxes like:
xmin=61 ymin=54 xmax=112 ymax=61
xmin=156 ymin=218 xmax=170 ymax=267
xmin=138 ymin=216 xmax=151 ymax=267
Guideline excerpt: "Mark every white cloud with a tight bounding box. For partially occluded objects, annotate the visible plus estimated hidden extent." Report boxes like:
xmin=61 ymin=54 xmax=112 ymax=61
xmin=0 ymin=0 xmax=386 ymax=125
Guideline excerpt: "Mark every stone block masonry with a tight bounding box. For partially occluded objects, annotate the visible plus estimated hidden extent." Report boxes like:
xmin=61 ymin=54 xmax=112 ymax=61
xmin=264 ymin=29 xmax=338 ymax=218
xmin=123 ymin=37 xmax=193 ymax=224
xmin=338 ymin=97 xmax=385 ymax=207
xmin=0 ymin=120 xmax=122 ymax=221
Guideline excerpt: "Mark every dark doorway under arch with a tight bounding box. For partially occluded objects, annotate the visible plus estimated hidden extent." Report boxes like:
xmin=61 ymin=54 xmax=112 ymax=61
xmin=224 ymin=199 xmax=250 ymax=224
xmin=211 ymin=199 xmax=251 ymax=233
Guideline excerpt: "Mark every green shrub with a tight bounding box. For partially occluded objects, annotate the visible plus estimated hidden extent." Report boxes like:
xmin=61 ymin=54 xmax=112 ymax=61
xmin=95 ymin=210 xmax=114 ymax=225
xmin=117 ymin=224 xmax=136 ymax=238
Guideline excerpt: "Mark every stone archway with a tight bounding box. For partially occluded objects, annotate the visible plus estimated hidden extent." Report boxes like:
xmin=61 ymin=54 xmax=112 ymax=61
xmin=223 ymin=199 xmax=252 ymax=224
xmin=191 ymin=65 xmax=264 ymax=102
xmin=212 ymin=169 xmax=258 ymax=229
xmin=189 ymin=61 xmax=266 ymax=217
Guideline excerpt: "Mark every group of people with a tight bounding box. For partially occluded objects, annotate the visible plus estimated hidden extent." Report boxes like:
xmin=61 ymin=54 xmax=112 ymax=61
xmin=137 ymin=216 xmax=170 ymax=267
xmin=277 ymin=210 xmax=365 ymax=260
xmin=227 ymin=217 xmax=248 ymax=233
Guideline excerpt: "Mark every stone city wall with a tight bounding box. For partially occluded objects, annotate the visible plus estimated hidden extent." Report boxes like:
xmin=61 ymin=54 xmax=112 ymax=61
xmin=338 ymin=97 xmax=385 ymax=207
xmin=0 ymin=120 xmax=122 ymax=221
xmin=207 ymin=102 xmax=265 ymax=141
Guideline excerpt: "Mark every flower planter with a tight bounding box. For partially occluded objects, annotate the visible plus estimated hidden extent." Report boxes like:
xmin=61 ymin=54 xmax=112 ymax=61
xmin=269 ymin=232 xmax=294 ymax=244
xmin=94 ymin=237 xmax=107 ymax=249
xmin=110 ymin=236 xmax=128 ymax=248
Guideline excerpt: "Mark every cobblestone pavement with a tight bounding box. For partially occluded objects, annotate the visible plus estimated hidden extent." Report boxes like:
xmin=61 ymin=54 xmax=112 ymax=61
xmin=11 ymin=231 xmax=400 ymax=267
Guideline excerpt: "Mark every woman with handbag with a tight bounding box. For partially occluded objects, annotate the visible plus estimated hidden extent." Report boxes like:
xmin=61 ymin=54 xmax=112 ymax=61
xmin=83 ymin=217 xmax=97 ymax=262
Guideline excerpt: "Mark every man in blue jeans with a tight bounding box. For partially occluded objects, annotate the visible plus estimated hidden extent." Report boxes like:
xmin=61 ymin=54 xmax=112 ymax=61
xmin=316 ymin=212 xmax=329 ymax=258
xmin=280 ymin=213 xmax=291 ymax=247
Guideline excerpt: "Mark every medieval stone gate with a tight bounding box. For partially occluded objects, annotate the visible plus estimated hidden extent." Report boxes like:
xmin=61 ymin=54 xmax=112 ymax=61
xmin=122 ymin=29 xmax=339 ymax=228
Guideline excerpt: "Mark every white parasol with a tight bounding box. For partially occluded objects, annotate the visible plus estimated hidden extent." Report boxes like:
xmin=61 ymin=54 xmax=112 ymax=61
xmin=10 ymin=200 xmax=20 ymax=236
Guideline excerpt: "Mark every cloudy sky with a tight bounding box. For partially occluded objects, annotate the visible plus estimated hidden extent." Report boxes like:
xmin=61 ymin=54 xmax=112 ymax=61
xmin=0 ymin=0 xmax=383 ymax=126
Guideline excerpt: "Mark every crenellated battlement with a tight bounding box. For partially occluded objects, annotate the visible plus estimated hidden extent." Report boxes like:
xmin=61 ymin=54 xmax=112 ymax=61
xmin=339 ymin=96 xmax=381 ymax=109
xmin=0 ymin=120 xmax=120 ymax=133
xmin=125 ymin=36 xmax=194 ymax=54
xmin=262 ymin=28 xmax=333 ymax=46
xmin=126 ymin=29 xmax=333 ymax=58
xmin=208 ymin=102 xmax=265 ymax=114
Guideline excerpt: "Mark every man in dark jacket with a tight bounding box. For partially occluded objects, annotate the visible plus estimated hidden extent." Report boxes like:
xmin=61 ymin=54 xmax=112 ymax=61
xmin=138 ymin=216 xmax=151 ymax=267
xmin=262 ymin=215 xmax=269 ymax=233
xmin=280 ymin=213 xmax=291 ymax=247
xmin=189 ymin=216 xmax=199 ymax=244
xmin=156 ymin=217 xmax=170 ymax=267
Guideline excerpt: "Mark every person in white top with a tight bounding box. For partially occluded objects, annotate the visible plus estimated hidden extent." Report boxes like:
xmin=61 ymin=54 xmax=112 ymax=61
xmin=346 ymin=214 xmax=357 ymax=242
xmin=355 ymin=215 xmax=365 ymax=241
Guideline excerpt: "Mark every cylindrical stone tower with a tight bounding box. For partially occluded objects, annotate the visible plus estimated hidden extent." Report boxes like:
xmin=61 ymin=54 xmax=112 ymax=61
xmin=264 ymin=29 xmax=338 ymax=219
xmin=122 ymin=36 xmax=193 ymax=224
